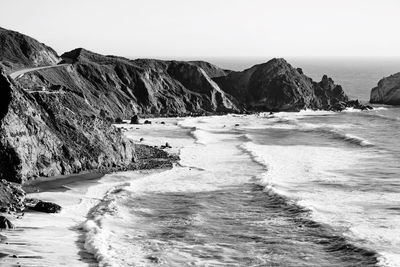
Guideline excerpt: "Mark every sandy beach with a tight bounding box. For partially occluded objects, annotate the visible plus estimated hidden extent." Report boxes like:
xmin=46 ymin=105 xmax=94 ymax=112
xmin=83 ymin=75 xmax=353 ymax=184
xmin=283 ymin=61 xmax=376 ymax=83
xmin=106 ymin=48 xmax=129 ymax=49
xmin=0 ymin=118 xmax=185 ymax=266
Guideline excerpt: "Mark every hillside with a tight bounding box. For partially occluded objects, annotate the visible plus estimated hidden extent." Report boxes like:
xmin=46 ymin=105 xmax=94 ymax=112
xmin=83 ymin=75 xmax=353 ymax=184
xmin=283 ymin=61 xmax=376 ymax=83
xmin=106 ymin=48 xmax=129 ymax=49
xmin=0 ymin=27 xmax=59 ymax=71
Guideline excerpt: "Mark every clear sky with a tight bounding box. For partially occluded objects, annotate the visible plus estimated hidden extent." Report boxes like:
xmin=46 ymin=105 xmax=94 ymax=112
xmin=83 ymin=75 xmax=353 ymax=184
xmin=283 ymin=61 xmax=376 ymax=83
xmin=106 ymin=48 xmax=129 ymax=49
xmin=1 ymin=0 xmax=399 ymax=59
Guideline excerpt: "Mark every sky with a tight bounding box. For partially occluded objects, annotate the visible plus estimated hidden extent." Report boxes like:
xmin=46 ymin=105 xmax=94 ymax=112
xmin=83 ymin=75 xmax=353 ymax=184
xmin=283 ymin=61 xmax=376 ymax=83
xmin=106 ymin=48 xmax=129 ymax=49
xmin=1 ymin=0 xmax=400 ymax=60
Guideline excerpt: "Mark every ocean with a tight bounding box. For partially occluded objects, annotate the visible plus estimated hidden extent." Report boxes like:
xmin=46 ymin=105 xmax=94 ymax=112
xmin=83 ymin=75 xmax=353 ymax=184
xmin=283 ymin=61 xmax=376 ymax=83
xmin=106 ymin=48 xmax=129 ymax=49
xmin=3 ymin=59 xmax=400 ymax=267
xmin=84 ymin=107 xmax=400 ymax=267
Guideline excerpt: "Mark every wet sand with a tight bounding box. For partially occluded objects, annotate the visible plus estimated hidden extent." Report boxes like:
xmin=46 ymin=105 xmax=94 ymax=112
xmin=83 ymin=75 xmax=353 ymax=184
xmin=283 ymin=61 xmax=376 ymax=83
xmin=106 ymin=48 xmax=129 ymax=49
xmin=23 ymin=172 xmax=105 ymax=194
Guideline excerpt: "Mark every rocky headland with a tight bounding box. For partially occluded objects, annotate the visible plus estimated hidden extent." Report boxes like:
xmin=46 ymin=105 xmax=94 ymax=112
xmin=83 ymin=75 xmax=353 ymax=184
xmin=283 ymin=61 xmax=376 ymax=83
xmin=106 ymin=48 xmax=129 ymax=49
xmin=0 ymin=26 xmax=372 ymax=223
xmin=370 ymin=72 xmax=400 ymax=105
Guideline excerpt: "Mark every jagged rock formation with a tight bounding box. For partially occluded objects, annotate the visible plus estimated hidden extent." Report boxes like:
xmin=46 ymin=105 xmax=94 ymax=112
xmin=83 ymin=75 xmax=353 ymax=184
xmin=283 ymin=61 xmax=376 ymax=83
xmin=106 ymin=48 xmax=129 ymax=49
xmin=214 ymin=58 xmax=348 ymax=111
xmin=0 ymin=27 xmax=59 ymax=71
xmin=370 ymin=73 xmax=400 ymax=105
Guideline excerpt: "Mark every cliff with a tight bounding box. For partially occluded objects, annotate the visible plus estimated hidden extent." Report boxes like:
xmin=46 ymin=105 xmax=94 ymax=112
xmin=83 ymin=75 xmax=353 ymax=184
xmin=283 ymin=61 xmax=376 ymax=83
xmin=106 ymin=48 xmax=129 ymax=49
xmin=370 ymin=73 xmax=400 ymax=105
xmin=0 ymin=27 xmax=59 ymax=72
xmin=0 ymin=70 xmax=140 ymax=183
xmin=214 ymin=58 xmax=349 ymax=111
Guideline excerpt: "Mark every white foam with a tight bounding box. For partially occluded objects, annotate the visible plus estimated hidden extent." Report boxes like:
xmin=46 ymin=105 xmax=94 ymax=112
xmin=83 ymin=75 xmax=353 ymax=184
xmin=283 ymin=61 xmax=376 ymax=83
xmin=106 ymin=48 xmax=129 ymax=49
xmin=242 ymin=141 xmax=400 ymax=267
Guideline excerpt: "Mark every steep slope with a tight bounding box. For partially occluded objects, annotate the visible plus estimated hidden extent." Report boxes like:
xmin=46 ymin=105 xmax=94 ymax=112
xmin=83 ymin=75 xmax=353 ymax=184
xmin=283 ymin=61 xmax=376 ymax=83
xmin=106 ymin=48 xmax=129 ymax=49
xmin=0 ymin=27 xmax=59 ymax=71
xmin=370 ymin=73 xmax=400 ymax=105
xmin=214 ymin=58 xmax=349 ymax=111
xmin=15 ymin=48 xmax=239 ymax=118
xmin=0 ymin=69 xmax=137 ymax=183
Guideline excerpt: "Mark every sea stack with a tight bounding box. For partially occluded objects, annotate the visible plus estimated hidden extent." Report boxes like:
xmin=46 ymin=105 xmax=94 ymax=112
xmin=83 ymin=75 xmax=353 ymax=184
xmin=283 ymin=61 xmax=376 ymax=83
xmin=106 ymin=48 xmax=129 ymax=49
xmin=370 ymin=72 xmax=400 ymax=105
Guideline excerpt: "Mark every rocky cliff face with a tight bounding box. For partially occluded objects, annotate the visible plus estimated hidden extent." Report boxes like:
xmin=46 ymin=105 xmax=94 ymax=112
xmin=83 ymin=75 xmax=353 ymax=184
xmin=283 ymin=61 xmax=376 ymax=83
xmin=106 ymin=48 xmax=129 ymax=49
xmin=16 ymin=48 xmax=239 ymax=119
xmin=370 ymin=73 xmax=400 ymax=105
xmin=0 ymin=70 xmax=137 ymax=183
xmin=214 ymin=58 xmax=348 ymax=111
xmin=0 ymin=27 xmax=59 ymax=71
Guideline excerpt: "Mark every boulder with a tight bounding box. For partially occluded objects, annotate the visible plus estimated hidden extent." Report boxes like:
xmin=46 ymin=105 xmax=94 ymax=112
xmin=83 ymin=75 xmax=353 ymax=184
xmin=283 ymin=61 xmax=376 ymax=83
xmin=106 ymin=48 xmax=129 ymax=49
xmin=130 ymin=115 xmax=139 ymax=124
xmin=0 ymin=216 xmax=14 ymax=229
xmin=144 ymin=120 xmax=152 ymax=124
xmin=31 ymin=200 xmax=61 ymax=213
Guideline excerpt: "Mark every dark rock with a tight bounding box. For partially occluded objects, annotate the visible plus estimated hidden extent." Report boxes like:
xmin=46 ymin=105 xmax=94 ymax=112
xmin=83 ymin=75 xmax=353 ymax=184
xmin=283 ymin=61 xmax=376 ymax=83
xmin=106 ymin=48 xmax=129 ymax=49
xmin=130 ymin=115 xmax=139 ymax=124
xmin=31 ymin=200 xmax=61 ymax=213
xmin=160 ymin=121 xmax=165 ymax=124
xmin=139 ymin=138 xmax=144 ymax=142
xmin=370 ymin=72 xmax=400 ymax=105
xmin=330 ymin=101 xmax=347 ymax=112
xmin=214 ymin=59 xmax=349 ymax=111
xmin=114 ymin=117 xmax=124 ymax=124
xmin=346 ymin=99 xmax=373 ymax=110
xmin=161 ymin=142 xmax=172 ymax=149
xmin=144 ymin=120 xmax=152 ymax=124
xmin=146 ymin=256 xmax=161 ymax=263
xmin=0 ymin=216 xmax=14 ymax=229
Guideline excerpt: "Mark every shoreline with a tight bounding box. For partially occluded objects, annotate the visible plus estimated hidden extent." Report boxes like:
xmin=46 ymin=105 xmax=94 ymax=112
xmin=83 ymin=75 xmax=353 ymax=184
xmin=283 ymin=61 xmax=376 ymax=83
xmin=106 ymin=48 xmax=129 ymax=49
xmin=23 ymin=172 xmax=105 ymax=194
xmin=0 ymin=121 xmax=181 ymax=266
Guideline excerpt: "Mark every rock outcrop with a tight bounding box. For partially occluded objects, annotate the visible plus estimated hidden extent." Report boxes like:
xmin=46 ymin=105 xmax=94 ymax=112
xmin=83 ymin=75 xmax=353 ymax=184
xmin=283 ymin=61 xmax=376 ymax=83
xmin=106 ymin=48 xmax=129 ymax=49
xmin=370 ymin=73 xmax=400 ymax=105
xmin=214 ymin=58 xmax=349 ymax=111
xmin=0 ymin=27 xmax=59 ymax=71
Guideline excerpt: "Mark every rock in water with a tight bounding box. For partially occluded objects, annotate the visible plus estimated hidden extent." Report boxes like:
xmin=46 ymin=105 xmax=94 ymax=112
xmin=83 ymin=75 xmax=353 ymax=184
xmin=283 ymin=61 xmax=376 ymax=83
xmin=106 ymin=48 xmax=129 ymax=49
xmin=144 ymin=120 xmax=152 ymax=124
xmin=0 ymin=216 xmax=14 ymax=229
xmin=370 ymin=72 xmax=400 ymax=105
xmin=31 ymin=201 xmax=61 ymax=213
xmin=130 ymin=115 xmax=139 ymax=124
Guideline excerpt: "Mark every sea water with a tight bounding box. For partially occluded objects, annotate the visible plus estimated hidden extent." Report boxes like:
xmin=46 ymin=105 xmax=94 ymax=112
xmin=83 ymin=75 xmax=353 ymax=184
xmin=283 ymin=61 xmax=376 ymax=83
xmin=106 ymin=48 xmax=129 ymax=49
xmin=82 ymin=59 xmax=400 ymax=266
xmin=80 ymin=107 xmax=400 ymax=267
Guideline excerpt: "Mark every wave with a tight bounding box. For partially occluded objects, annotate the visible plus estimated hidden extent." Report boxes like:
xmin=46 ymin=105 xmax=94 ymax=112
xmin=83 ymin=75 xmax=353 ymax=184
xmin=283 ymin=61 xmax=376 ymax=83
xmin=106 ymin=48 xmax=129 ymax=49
xmin=273 ymin=116 xmax=374 ymax=148
xmin=80 ymin=185 xmax=129 ymax=267
xmin=327 ymin=130 xmax=373 ymax=147
xmin=359 ymin=112 xmax=400 ymax=122
xmin=240 ymin=141 xmax=400 ymax=267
